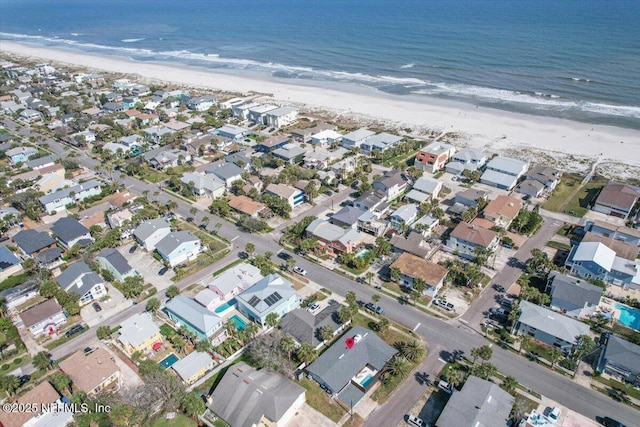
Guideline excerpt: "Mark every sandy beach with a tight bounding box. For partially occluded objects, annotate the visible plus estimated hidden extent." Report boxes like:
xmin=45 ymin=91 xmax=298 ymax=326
xmin=2 ymin=41 xmax=639 ymax=171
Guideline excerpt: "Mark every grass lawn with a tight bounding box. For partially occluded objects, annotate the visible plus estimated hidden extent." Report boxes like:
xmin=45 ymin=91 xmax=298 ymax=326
xmin=159 ymin=324 xmax=177 ymax=337
xmin=544 ymin=173 xmax=608 ymax=217
xmin=212 ymin=259 xmax=243 ymax=277
xmin=546 ymin=241 xmax=571 ymax=251
xmin=544 ymin=173 xmax=583 ymax=212
xmin=593 ymin=376 xmax=640 ymax=400
xmin=151 ymin=413 xmax=197 ymax=427
xmin=299 ymin=378 xmax=346 ymax=422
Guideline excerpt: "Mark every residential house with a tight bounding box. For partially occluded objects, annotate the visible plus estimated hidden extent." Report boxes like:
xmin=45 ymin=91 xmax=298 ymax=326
xmin=372 ymin=170 xmax=410 ymax=200
xmin=69 ymin=130 xmax=96 ymax=145
xmin=514 ymin=300 xmax=590 ymax=352
xmin=147 ymin=148 xmax=191 ymax=169
xmin=228 ymin=195 xmax=269 ymax=218
xmin=446 ymin=223 xmax=499 ymax=260
xmin=546 ymin=272 xmax=603 ymax=318
xmin=205 ymin=162 xmax=243 ymax=188
xmin=187 ymin=95 xmax=216 ymax=111
xmin=207 ymin=262 xmax=263 ymax=302
xmin=272 ymin=143 xmax=306 ymax=164
xmin=585 ymin=220 xmax=640 ymax=246
xmin=247 ymin=104 xmax=277 ymax=124
xmin=96 ymin=248 xmax=137 ymax=282
xmin=310 ymin=129 xmax=343 ymax=147
xmin=265 ymin=183 xmax=305 ymax=208
xmin=165 ymin=294 xmax=223 ymax=340
xmin=455 ymin=188 xmax=489 ymax=208
xmin=181 ymin=172 xmax=226 ymax=198
xmin=597 ymin=336 xmax=640 ymax=386
xmin=516 ymin=179 xmax=546 ymax=198
xmin=357 ymin=209 xmax=389 ymax=237
xmin=236 ymin=274 xmax=301 ymax=326
xmin=12 ymin=229 xmax=57 ymax=257
xmin=219 ymin=97 xmax=247 ymax=110
xmin=330 ymin=206 xmax=365 ymax=229
xmin=306 ymin=218 xmax=364 ymax=254
xmin=483 ymin=195 xmax=522 ymax=228
xmin=38 ymin=179 xmax=102 ymax=214
xmin=446 ymin=147 xmax=487 ymax=175
xmin=411 ymin=214 xmax=439 ymax=236
xmin=263 ymin=106 xmax=298 ymax=128
xmin=50 ymin=217 xmax=93 ymax=248
xmin=331 ymin=157 xmax=358 ymax=178
xmin=411 ymin=176 xmax=443 ymax=199
xmin=523 ymin=165 xmax=562 ymax=191
xmin=360 ymin=132 xmax=403 ymax=153
xmin=389 ymin=203 xmax=419 ymax=231
xmin=582 ymin=232 xmax=639 ymax=261
xmin=253 ymin=136 xmax=289 ymax=153
xmin=133 ymin=218 xmax=171 ymax=251
xmin=354 ymin=191 xmax=388 ymax=214
xmin=118 ymin=312 xmax=162 ymax=356
xmin=592 ymin=182 xmax=640 ymax=219
xmin=391 ymin=252 xmax=448 ymax=298
xmin=6 ymin=146 xmax=38 ymax=164
xmin=19 ymin=298 xmax=66 ymax=337
xmin=59 ymin=348 xmax=122 ymax=396
xmin=341 ymin=128 xmax=375 ymax=149
xmin=303 ymin=147 xmax=347 ymax=170
xmin=279 ymin=304 xmax=346 ymax=349
xmin=56 ymin=261 xmax=107 ymax=305
xmin=25 ymin=154 xmax=60 ymax=170
xmin=107 ymin=208 xmax=133 ymax=230
xmin=216 ymin=124 xmax=249 ymax=141
xmin=155 ymin=231 xmax=202 ymax=267
xmin=290 ymin=123 xmax=336 ymax=143
xmin=481 ymin=156 xmax=529 ymax=190
xmin=0 ymin=246 xmax=23 ymax=281
xmin=0 ymin=381 xmax=73 ymax=427
xmin=566 ymin=241 xmax=640 ymax=290
xmin=435 ymin=376 xmax=514 ymax=427
xmin=306 ymin=326 xmax=397 ymax=405
xmin=19 ymin=108 xmax=43 ymax=122
xmin=172 ymin=351 xmax=215 ymax=385
xmin=0 ymin=281 xmax=39 ymax=310
xmin=390 ymin=230 xmax=433 ymax=258
xmin=415 ymin=142 xmax=456 ymax=173
xmin=208 ymin=362 xmax=305 ymax=427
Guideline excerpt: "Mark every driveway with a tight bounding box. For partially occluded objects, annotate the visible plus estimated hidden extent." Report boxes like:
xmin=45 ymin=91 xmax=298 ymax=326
xmin=284 ymin=403 xmax=334 ymax=427
xmin=81 ymin=283 xmax=129 ymax=328
xmin=117 ymin=245 xmax=175 ymax=292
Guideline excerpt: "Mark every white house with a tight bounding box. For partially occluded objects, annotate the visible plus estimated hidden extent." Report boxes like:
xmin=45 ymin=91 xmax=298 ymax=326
xmin=187 ymin=95 xmax=216 ymax=111
xmin=155 ymin=231 xmax=202 ymax=267
xmin=19 ymin=298 xmax=67 ymax=337
xmin=311 ymin=129 xmax=343 ymax=147
xmin=341 ymin=128 xmax=375 ymax=149
xmin=180 ymin=172 xmax=226 ymax=198
xmin=55 ymin=262 xmax=107 ymax=305
xmin=38 ymin=179 xmax=102 ymax=214
xmin=133 ymin=218 xmax=172 ymax=251
xmin=263 ymin=106 xmax=298 ymax=128
xmin=236 ymin=274 xmax=302 ymax=327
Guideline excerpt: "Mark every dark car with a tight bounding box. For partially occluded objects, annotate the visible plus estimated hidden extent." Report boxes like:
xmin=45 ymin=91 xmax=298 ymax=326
xmin=92 ymin=302 xmax=102 ymax=312
xmin=323 ymin=190 xmax=333 ymax=196
xmin=365 ymin=303 xmax=383 ymax=314
xmin=18 ymin=375 xmax=30 ymax=386
xmin=158 ymin=266 xmax=169 ymax=275
xmin=602 ymin=417 xmax=626 ymax=427
xmin=84 ymin=347 xmax=93 ymax=355
xmin=65 ymin=325 xmax=85 ymax=338
xmin=129 ymin=245 xmax=138 ymax=253
xmin=278 ymin=252 xmax=292 ymax=260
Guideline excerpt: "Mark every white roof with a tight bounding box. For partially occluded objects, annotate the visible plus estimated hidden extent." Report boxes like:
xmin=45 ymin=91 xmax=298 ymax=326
xmin=343 ymin=128 xmax=375 ymax=142
xmin=208 ymin=262 xmax=263 ymax=295
xmin=312 ymin=129 xmax=343 ymax=140
xmin=119 ymin=313 xmax=160 ymax=348
xmin=171 ymin=351 xmax=213 ymax=382
xmin=572 ymin=242 xmax=616 ymax=271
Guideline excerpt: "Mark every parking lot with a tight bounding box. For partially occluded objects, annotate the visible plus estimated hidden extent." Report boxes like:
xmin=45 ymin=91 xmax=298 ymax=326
xmin=117 ymin=245 xmax=175 ymax=292
xmin=80 ymin=283 xmax=129 ymax=328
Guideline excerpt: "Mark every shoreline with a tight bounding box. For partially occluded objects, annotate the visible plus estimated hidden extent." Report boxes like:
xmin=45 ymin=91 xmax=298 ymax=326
xmin=1 ymin=41 xmax=639 ymax=171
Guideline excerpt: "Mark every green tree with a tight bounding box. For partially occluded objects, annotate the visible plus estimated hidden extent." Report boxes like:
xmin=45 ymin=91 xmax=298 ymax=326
xmin=365 ymin=271 xmax=375 ymax=286
xmin=171 ymin=335 xmax=186 ymax=355
xmin=319 ymin=325 xmax=334 ymax=344
xmin=550 ymin=347 xmax=562 ymax=370
xmin=412 ymin=277 xmax=426 ymax=296
xmin=195 ymin=339 xmax=212 ymax=354
xmin=138 ymin=359 xmax=162 ymax=377
xmin=145 ymin=297 xmax=161 ymax=313
xmin=245 ymin=242 xmax=255 ymax=256
xmin=396 ymin=340 xmax=425 ymax=362
xmin=375 ymin=318 xmax=390 ymax=333
xmin=304 ymin=181 xmax=319 ymax=203
xmin=33 ymin=351 xmax=52 ymax=371
xmin=390 ymin=267 xmax=401 ymax=282
xmin=501 ymin=375 xmax=519 ymax=395
xmin=166 ymin=285 xmax=180 ymax=299
xmin=181 ymin=391 xmax=206 ymax=420
xmin=96 ymin=326 xmax=113 ymax=340
xmin=338 ymin=306 xmax=353 ymax=324
xmin=345 ymin=291 xmax=357 ymax=308
xmin=517 ymin=334 xmax=532 ymax=354
xmin=121 ymin=275 xmax=144 ymax=298
xmin=265 ymin=312 xmax=280 ymax=328
xmin=574 ymin=334 xmax=595 ymax=360
xmin=444 ymin=367 xmax=465 ymax=389
xmin=296 ymin=343 xmax=317 ymax=364
xmin=0 ymin=375 xmax=20 ymax=396
xmin=110 ymin=403 xmax=134 ymax=425
xmin=49 ymin=372 xmax=71 ymax=394
xmin=386 ymin=356 xmax=410 ymax=380
xmin=280 ymin=335 xmax=296 ymax=363
xmin=374 ymin=236 xmax=392 ymax=257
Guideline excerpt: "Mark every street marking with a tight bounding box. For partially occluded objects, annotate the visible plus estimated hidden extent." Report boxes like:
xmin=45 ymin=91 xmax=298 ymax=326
xmin=231 ymin=236 xmax=239 ymax=242
xmin=276 ymin=249 xmax=283 ymax=253
xmin=438 ymin=358 xmax=447 ymax=364
xmin=459 ymin=319 xmax=468 ymax=324
xmin=413 ymin=322 xmax=421 ymax=331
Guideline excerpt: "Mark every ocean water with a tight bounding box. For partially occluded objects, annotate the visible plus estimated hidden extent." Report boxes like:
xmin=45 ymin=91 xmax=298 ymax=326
xmin=1 ymin=0 xmax=639 ymax=128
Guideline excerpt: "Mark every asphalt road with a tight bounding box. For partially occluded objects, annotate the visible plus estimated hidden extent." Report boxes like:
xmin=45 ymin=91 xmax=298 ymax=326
xmin=8 ymin=120 xmax=638 ymax=426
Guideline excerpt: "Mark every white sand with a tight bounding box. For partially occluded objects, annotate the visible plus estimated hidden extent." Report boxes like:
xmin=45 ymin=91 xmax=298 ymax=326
xmin=2 ymin=41 xmax=639 ymax=169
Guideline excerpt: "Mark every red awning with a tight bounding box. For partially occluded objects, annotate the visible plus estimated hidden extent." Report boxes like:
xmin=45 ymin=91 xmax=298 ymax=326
xmin=152 ymin=342 xmax=162 ymax=350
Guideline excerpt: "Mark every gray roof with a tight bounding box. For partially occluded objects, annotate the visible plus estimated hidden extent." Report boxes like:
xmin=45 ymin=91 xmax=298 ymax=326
xmin=206 ymin=162 xmax=243 ymax=180
xmin=480 ymin=170 xmax=519 ymax=188
xmin=549 ymin=272 xmax=603 ymax=308
xmin=603 ymin=336 xmax=640 ymax=375
xmin=273 ymin=143 xmax=306 ymax=160
xmin=306 ymin=218 xmax=347 ymax=242
xmin=19 ymin=298 xmax=64 ymax=328
xmin=155 ymin=231 xmax=199 ymax=256
xmin=404 ymin=189 xmax=430 ymax=204
xmin=306 ymin=326 xmax=397 ymax=393
xmin=172 ymin=351 xmax=214 ymax=382
xmin=265 ymin=106 xmax=297 ymax=117
xmin=56 ymin=261 xmax=103 ymax=296
xmin=208 ymin=262 xmax=263 ymax=295
xmin=97 ymin=248 xmax=134 ymax=275
xmin=342 ymin=128 xmax=374 ymax=142
xmin=518 ymin=300 xmax=590 ymax=344
xmin=365 ymin=132 xmax=403 ymax=148
xmin=486 ymin=156 xmax=528 ymax=176
xmin=165 ymin=295 xmax=222 ymax=335
xmin=354 ymin=191 xmax=385 ymax=209
xmin=390 ymin=203 xmax=418 ymax=222
xmin=455 ymin=189 xmax=488 ymax=205
xmin=119 ymin=313 xmax=160 ymax=349
xmin=25 ymin=154 xmax=59 ymax=169
xmin=35 ymin=247 xmax=64 ymax=264
xmin=330 ymin=206 xmax=365 ymax=227
xmin=38 ymin=179 xmax=101 ymax=205
xmin=237 ymin=274 xmax=298 ymax=315
xmin=133 ymin=218 xmax=171 ymax=242
xmin=279 ymin=305 xmax=343 ymax=347
xmin=0 ymin=206 xmax=20 ymax=219
xmin=209 ymin=362 xmax=305 ymax=427
xmin=451 ymin=147 xmax=486 ymax=164
xmin=390 ymin=231 xmax=431 ymax=258
xmin=12 ymin=229 xmax=55 ymax=254
xmin=436 ymin=376 xmax=514 ymax=427
xmin=50 ymin=217 xmax=90 ymax=244
xmin=412 ymin=176 xmax=441 ymax=195
xmin=0 ymin=246 xmax=20 ymax=270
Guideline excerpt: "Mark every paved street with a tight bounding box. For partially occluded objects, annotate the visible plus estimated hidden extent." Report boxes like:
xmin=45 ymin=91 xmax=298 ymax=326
xmin=6 ymin=119 xmax=638 ymax=426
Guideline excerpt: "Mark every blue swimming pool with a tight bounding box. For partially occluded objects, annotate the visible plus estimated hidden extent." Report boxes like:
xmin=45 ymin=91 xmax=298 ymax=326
xmin=158 ymin=353 xmax=179 ymax=369
xmin=616 ymin=303 xmax=640 ymax=331
xmin=356 ymin=249 xmax=369 ymax=259
xmin=361 ymin=375 xmax=375 ymax=388
xmin=215 ymin=298 xmax=237 ymax=314
xmin=229 ymin=314 xmax=247 ymax=331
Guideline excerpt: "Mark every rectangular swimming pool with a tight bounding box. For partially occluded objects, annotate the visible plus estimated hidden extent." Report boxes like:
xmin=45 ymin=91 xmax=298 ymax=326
xmin=616 ymin=303 xmax=640 ymax=331
xmin=356 ymin=249 xmax=369 ymax=259
xmin=215 ymin=298 xmax=237 ymax=314
xmin=158 ymin=353 xmax=179 ymax=369
xmin=229 ymin=314 xmax=247 ymax=331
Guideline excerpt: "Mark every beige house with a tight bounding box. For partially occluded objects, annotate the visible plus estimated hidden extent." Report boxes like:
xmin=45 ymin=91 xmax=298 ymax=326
xmin=59 ymin=348 xmax=122 ymax=396
xmin=118 ymin=312 xmax=163 ymax=356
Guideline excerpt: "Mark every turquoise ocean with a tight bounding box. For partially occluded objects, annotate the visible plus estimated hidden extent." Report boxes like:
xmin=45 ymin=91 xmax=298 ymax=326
xmin=1 ymin=0 xmax=639 ymax=128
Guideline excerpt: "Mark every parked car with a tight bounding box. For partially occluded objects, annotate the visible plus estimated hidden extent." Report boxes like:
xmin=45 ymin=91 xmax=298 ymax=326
xmin=406 ymin=415 xmax=426 ymax=427
xmin=92 ymin=302 xmax=102 ymax=312
xmin=433 ymin=299 xmax=454 ymax=311
xmin=65 ymin=325 xmax=85 ymax=338
xmin=158 ymin=266 xmax=169 ymax=275
xmin=18 ymin=375 xmax=30 ymax=386
xmin=365 ymin=303 xmax=383 ymax=314
xmin=307 ymin=303 xmax=320 ymax=311
xmin=489 ymin=307 xmax=509 ymax=315
xmin=323 ymin=190 xmax=333 ymax=196
xmin=548 ymin=407 xmax=561 ymax=422
xmin=83 ymin=347 xmax=93 ymax=355
xmin=293 ymin=266 xmax=307 ymax=276
xmin=438 ymin=379 xmax=453 ymax=394
xmin=129 ymin=245 xmax=138 ymax=253
xmin=601 ymin=416 xmax=626 ymax=427
xmin=278 ymin=252 xmax=292 ymax=260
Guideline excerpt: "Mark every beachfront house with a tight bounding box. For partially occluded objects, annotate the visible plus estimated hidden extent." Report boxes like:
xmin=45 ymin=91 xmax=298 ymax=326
xmin=165 ymin=294 xmax=223 ymax=340
xmin=446 ymin=147 xmax=487 ymax=175
xmin=216 ymin=124 xmax=249 ymax=141
xmin=415 ymin=142 xmax=456 ymax=173
xmin=565 ymin=241 xmax=640 ymax=290
xmin=592 ymin=182 xmax=640 ymax=220
xmin=360 ymin=132 xmax=403 ymax=153
xmin=187 ymin=95 xmax=216 ymax=111
xmin=236 ymin=274 xmax=301 ymax=327
xmin=480 ymin=156 xmax=529 ymax=190
xmin=310 ymin=129 xmax=343 ymax=147
xmin=263 ymin=106 xmax=298 ymax=128
xmin=390 ymin=252 xmax=448 ymax=298
xmin=248 ymin=104 xmax=277 ymax=124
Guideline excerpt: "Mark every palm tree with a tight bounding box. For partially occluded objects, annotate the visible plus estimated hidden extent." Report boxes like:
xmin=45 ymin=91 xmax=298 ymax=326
xmin=390 ymin=267 xmax=401 ymax=282
xmin=386 ymin=356 xmax=410 ymax=380
xmin=245 ymin=322 xmax=259 ymax=339
xmin=445 ymin=367 xmax=465 ymax=389
xmin=280 ymin=335 xmax=296 ymax=363
xmin=0 ymin=375 xmax=20 ymax=396
xmin=372 ymin=294 xmax=381 ymax=304
xmin=33 ymin=351 xmax=51 ymax=371
xmin=286 ymin=257 xmax=296 ymax=271
xmin=195 ymin=339 xmax=212 ymax=354
xmin=319 ymin=325 xmax=334 ymax=345
xmin=397 ymin=340 xmax=425 ymax=362
xmin=297 ymin=343 xmax=317 ymax=364
xmin=365 ymin=271 xmax=375 ymax=286
xmin=245 ymin=242 xmax=255 ymax=256
xmin=550 ymin=347 xmax=562 ymax=370
xmin=171 ymin=335 xmax=186 ymax=355
xmin=189 ymin=207 xmax=197 ymax=217
xmin=265 ymin=312 xmax=280 ymax=329
xmin=338 ymin=307 xmax=353 ymax=324
xmin=517 ymin=334 xmax=532 ymax=354
xmin=49 ymin=372 xmax=71 ymax=395
xmin=501 ymin=375 xmax=519 ymax=394
xmin=345 ymin=291 xmax=357 ymax=308
xmin=145 ymin=297 xmax=160 ymax=313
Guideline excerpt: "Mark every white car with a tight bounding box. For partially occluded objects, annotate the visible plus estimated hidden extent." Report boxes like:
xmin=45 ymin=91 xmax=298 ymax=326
xmin=293 ymin=266 xmax=307 ymax=276
xmin=433 ymin=299 xmax=454 ymax=311
xmin=406 ymin=415 xmax=426 ymax=427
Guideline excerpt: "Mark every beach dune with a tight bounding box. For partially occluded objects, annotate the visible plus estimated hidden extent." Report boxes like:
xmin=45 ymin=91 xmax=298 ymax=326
xmin=1 ymin=41 xmax=639 ymax=168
